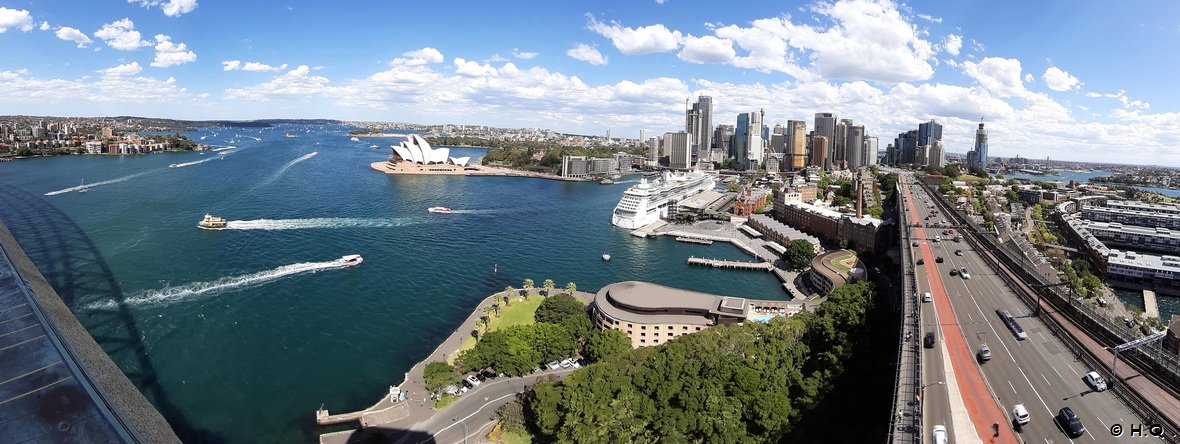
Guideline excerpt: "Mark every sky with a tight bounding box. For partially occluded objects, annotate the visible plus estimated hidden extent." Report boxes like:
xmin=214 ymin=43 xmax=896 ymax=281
xmin=3 ymin=0 xmax=1180 ymax=166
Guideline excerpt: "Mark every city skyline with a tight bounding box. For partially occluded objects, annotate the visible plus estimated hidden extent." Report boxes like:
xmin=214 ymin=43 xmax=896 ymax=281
xmin=3 ymin=1 xmax=1180 ymax=165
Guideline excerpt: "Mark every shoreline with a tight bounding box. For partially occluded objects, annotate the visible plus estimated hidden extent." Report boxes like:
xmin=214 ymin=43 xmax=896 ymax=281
xmin=369 ymin=161 xmax=590 ymax=182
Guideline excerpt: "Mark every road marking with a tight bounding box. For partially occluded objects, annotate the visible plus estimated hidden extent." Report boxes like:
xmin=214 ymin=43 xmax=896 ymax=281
xmin=1041 ymin=373 xmax=1052 ymax=387
xmin=425 ymin=392 xmax=517 ymax=443
xmin=1051 ymin=365 xmax=1065 ymax=382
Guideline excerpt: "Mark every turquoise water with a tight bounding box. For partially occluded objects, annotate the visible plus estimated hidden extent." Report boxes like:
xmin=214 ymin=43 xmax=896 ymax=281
xmin=1005 ymin=170 xmax=1180 ymax=197
xmin=0 ymin=125 xmax=784 ymax=443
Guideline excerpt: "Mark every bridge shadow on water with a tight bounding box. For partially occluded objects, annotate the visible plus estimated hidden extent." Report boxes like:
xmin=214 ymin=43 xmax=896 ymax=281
xmin=0 ymin=184 xmax=224 ymax=443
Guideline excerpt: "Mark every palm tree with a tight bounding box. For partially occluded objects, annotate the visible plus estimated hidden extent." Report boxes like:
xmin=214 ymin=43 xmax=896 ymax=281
xmin=471 ymin=329 xmax=480 ymax=340
xmin=503 ymin=286 xmax=514 ymax=306
xmin=478 ymin=315 xmax=491 ymax=333
xmin=542 ymin=279 xmax=555 ymax=297
xmin=484 ymin=304 xmax=499 ymax=319
xmin=521 ymin=279 xmax=535 ymax=299
xmin=565 ymin=282 xmax=577 ymax=296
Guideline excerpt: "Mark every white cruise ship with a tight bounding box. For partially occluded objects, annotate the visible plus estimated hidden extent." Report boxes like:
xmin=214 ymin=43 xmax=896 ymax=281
xmin=611 ymin=170 xmax=716 ymax=229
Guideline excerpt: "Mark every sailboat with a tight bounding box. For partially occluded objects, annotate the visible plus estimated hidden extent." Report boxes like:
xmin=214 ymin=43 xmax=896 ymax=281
xmin=77 ymin=178 xmax=89 ymax=193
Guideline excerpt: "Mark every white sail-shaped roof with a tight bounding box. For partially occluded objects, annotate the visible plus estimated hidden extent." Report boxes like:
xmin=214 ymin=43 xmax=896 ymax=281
xmin=450 ymin=156 xmax=471 ymax=167
xmin=390 ymin=134 xmax=467 ymax=166
xmin=392 ymin=144 xmax=414 ymax=163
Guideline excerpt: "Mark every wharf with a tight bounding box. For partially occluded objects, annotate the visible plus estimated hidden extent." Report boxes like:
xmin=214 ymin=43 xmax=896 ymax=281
xmin=687 ymin=256 xmax=774 ymax=271
xmin=1143 ymin=290 xmax=1160 ymax=319
xmin=676 ymin=236 xmax=714 ymax=245
xmin=630 ymin=220 xmax=668 ymax=238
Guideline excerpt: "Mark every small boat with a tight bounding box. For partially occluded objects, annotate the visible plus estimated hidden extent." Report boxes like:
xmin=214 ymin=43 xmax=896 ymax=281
xmin=339 ymin=254 xmax=364 ymax=266
xmin=169 ymin=163 xmax=179 ymax=168
xmin=284 ymin=133 xmax=299 ymax=138
xmin=610 ymin=174 xmax=621 ymax=180
xmin=350 ymin=137 xmax=361 ymax=142
xmin=197 ymin=214 xmax=228 ymax=229
xmin=428 ymin=207 xmax=453 ymax=214
xmin=369 ymin=144 xmax=380 ymax=149
xmin=77 ymin=178 xmax=89 ymax=193
xmin=602 ymin=253 xmax=611 ymax=261
xmin=599 ymin=179 xmax=615 ymax=185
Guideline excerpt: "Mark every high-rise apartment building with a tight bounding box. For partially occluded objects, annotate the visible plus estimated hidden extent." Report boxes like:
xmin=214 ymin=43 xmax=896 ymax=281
xmin=686 ymin=96 xmax=713 ymax=162
xmin=813 ymin=113 xmax=837 ymax=170
xmin=647 ymin=137 xmax=660 ymax=162
xmin=664 ymin=131 xmax=693 ymax=169
xmin=928 ymin=140 xmax=945 ymax=168
xmin=786 ymin=120 xmax=807 ymax=170
xmin=975 ymin=119 xmax=989 ymax=170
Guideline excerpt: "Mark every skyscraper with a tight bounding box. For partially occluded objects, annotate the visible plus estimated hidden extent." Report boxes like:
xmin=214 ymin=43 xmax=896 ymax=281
xmin=811 ymin=136 xmax=829 ymax=171
xmin=846 ymin=124 xmax=865 ymax=169
xmin=834 ymin=118 xmax=853 ymax=168
xmin=918 ymin=119 xmax=942 ymax=148
xmin=664 ymin=131 xmax=693 ymax=169
xmin=929 ymin=140 xmax=945 ymax=168
xmin=686 ymin=96 xmax=713 ymax=163
xmin=734 ymin=109 xmax=765 ymax=171
xmin=975 ymin=119 xmax=989 ymax=170
xmin=813 ymin=113 xmax=837 ymax=170
xmin=714 ymin=124 xmax=734 ymax=158
xmin=786 ymin=120 xmax=807 ymax=170
xmin=865 ymin=136 xmax=878 ymax=166
xmin=896 ymin=130 xmax=918 ymax=165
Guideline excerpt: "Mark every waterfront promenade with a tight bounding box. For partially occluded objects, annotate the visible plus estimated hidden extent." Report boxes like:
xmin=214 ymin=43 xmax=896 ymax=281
xmin=369 ymin=161 xmax=589 ymax=182
xmin=316 ymin=287 xmax=595 ymax=443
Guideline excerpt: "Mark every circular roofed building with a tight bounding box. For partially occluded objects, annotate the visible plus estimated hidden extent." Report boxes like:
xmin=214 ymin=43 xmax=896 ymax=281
xmin=807 ymin=249 xmax=865 ymax=295
xmin=590 ymin=281 xmax=750 ymax=348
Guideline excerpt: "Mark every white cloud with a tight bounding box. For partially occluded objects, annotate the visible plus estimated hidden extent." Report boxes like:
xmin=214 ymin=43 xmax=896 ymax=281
xmin=222 ymin=60 xmax=287 ymax=72
xmin=129 ymin=0 xmax=199 ymax=17
xmin=961 ymin=57 xmax=1026 ymax=97
xmin=402 ymin=47 xmax=444 ymax=65
xmin=943 ymin=34 xmax=962 ymax=56
xmin=916 ymin=14 xmax=942 ymax=23
xmin=1024 ymin=73 xmax=1034 ymax=83
xmin=223 ymin=65 xmax=334 ymax=101
xmin=587 ymin=15 xmax=682 ymax=55
xmin=95 ymin=18 xmax=150 ymax=51
xmin=0 ymin=68 xmax=190 ymax=108
xmin=39 ymin=21 xmax=49 ymax=31
xmin=655 ymin=0 xmax=667 ymax=3
xmin=1087 ymin=90 xmax=1150 ymax=110
xmin=55 ymin=27 xmax=93 ymax=48
xmin=99 ymin=62 xmax=143 ymax=76
xmin=454 ymin=58 xmax=498 ymax=76
xmin=566 ymin=43 xmax=607 ymax=65
xmin=678 ymin=35 xmax=735 ymax=64
xmin=151 ymin=34 xmax=197 ymax=67
xmin=512 ymin=49 xmax=538 ymax=59
xmin=0 ymin=7 xmax=34 ymax=33
xmin=1042 ymin=66 xmax=1081 ymax=91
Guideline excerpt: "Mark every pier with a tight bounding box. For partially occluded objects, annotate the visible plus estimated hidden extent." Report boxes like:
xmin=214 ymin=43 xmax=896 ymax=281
xmin=676 ymin=236 xmax=714 ymax=245
xmin=687 ymin=256 xmax=774 ymax=271
xmin=1143 ymin=290 xmax=1160 ymax=319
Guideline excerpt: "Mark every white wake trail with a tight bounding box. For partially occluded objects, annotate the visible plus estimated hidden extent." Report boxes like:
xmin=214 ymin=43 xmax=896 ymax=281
xmin=45 ymin=171 xmax=154 ymax=196
xmin=222 ymin=217 xmax=415 ymax=230
xmin=87 ymin=259 xmax=353 ymax=308
xmin=254 ymin=152 xmax=318 ymax=189
xmin=212 ymin=146 xmax=236 ymax=152
xmin=170 ymin=157 xmax=220 ymax=168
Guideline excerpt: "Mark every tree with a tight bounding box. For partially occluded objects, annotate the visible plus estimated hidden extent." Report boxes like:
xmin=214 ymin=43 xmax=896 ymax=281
xmin=423 ymin=361 xmax=460 ymax=393
xmin=542 ymin=279 xmax=556 ymax=297
xmin=479 ymin=315 xmax=491 ymax=333
xmin=584 ymin=329 xmax=630 ymax=362
xmin=832 ymin=195 xmax=851 ymax=207
xmin=565 ymin=282 xmax=577 ymax=295
xmin=943 ymin=165 xmax=960 ymax=179
xmin=503 ymin=286 xmax=514 ymax=306
xmin=471 ymin=329 xmax=480 ymax=340
xmin=783 ymin=239 xmax=817 ymax=271
xmin=522 ymin=279 xmax=535 ymax=298
xmin=495 ymin=399 xmax=527 ymax=432
xmin=484 ymin=304 xmax=499 ymax=319
xmin=535 ymin=294 xmax=586 ymax=324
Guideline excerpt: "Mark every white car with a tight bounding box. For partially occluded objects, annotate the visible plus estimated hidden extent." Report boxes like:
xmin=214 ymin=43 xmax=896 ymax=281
xmin=546 ymin=361 xmax=561 ymax=370
xmin=464 ymin=374 xmax=481 ymax=387
xmin=959 ymin=267 xmax=971 ymax=279
xmin=932 ymin=425 xmax=947 ymax=444
xmin=1083 ymin=371 xmax=1108 ymax=392
xmin=559 ymin=358 xmax=573 ymax=369
xmin=1013 ymin=404 xmax=1030 ymax=425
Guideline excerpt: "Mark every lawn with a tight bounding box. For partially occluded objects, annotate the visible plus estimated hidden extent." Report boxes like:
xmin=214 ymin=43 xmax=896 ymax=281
xmin=432 ymin=394 xmax=458 ymax=409
xmin=955 ymin=174 xmax=988 ymax=183
xmin=450 ymin=294 xmax=546 ymax=364
xmin=827 ymin=251 xmax=855 ymax=273
xmin=500 ymin=429 xmax=534 ymax=444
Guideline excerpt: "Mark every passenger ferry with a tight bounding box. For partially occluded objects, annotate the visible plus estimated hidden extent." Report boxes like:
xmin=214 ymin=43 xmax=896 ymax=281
xmin=339 ymin=254 xmax=364 ymax=266
xmin=611 ymin=170 xmax=716 ymax=229
xmin=197 ymin=214 xmax=228 ymax=229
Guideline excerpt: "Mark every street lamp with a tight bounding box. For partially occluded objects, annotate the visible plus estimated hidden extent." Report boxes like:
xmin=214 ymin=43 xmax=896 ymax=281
xmin=453 ymin=417 xmax=469 ymax=444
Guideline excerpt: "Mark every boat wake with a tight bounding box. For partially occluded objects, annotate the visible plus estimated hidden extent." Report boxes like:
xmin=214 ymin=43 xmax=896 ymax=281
xmin=44 ymin=171 xmax=154 ymax=196
xmin=87 ymin=259 xmax=353 ymax=308
xmin=222 ymin=217 xmax=415 ymax=230
xmin=212 ymin=146 xmax=236 ymax=152
xmin=170 ymin=156 xmax=220 ymax=169
xmin=255 ymin=152 xmax=318 ymax=189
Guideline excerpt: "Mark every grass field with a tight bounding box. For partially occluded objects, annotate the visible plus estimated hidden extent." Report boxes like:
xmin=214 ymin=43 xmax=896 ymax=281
xmin=450 ymin=294 xmax=545 ymax=364
xmin=827 ymin=251 xmax=855 ymax=273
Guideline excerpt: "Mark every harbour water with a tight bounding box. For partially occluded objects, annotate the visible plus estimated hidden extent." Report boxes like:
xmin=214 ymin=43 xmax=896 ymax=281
xmin=1005 ymin=169 xmax=1180 ymax=198
xmin=0 ymin=125 xmax=783 ymax=443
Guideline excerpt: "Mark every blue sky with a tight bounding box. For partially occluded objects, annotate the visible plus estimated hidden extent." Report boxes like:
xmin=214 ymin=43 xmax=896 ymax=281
xmin=3 ymin=0 xmax=1180 ymax=166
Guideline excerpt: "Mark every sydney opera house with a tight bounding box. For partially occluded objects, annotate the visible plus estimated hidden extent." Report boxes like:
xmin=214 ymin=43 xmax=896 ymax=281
xmin=383 ymin=134 xmax=473 ymax=174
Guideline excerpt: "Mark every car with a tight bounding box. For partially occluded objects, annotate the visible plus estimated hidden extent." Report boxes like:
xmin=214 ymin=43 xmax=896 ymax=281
xmin=932 ymin=425 xmax=947 ymax=444
xmin=571 ymin=360 xmax=582 ymax=368
xmin=1083 ymin=371 xmax=1108 ymax=392
xmin=461 ymin=378 xmax=474 ymax=389
xmin=912 ymin=241 xmax=920 ymax=247
xmin=546 ymin=361 xmax=561 ymax=370
xmin=950 ymin=269 xmax=958 ymax=276
xmin=942 ymin=230 xmax=949 ymax=235
xmin=954 ymin=249 xmax=963 ymax=256
xmin=978 ymin=343 xmax=992 ymax=362
xmin=1013 ymin=404 xmax=1030 ymax=426
xmin=916 ymin=258 xmax=924 ymax=265
xmin=1057 ymin=407 xmax=1086 ymax=438
xmin=480 ymin=369 xmax=497 ymax=380
xmin=949 ymin=229 xmax=955 ymax=235
xmin=923 ymin=292 xmax=932 ymax=303
xmin=559 ymin=358 xmax=573 ymax=369
xmin=935 ymin=256 xmax=944 ymax=263
xmin=924 ymin=332 xmax=936 ymax=348
xmin=959 ymin=267 xmax=971 ymax=279
xmin=465 ymin=374 xmax=481 ymax=387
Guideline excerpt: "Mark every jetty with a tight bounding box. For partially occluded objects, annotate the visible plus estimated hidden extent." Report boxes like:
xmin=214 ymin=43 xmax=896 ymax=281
xmin=687 ymin=256 xmax=774 ymax=271
xmin=1143 ymin=290 xmax=1160 ymax=319
xmin=676 ymin=236 xmax=714 ymax=245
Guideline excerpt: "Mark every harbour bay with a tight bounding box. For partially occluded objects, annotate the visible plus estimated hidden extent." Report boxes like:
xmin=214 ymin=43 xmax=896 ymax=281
xmin=0 ymin=125 xmax=785 ymax=443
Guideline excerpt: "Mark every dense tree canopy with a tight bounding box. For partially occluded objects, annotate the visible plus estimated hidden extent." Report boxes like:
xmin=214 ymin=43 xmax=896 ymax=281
xmin=526 ymin=282 xmax=877 ymax=443
xmin=423 ymin=361 xmax=459 ymax=393
xmin=535 ymin=295 xmax=593 ymax=340
xmin=458 ymin=323 xmax=578 ymax=376
xmin=583 ymin=329 xmax=631 ymax=363
xmin=783 ymin=239 xmax=817 ymax=271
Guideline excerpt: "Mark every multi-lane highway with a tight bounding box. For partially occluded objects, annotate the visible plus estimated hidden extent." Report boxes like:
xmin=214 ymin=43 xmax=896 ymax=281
xmin=900 ymin=174 xmax=1142 ymax=443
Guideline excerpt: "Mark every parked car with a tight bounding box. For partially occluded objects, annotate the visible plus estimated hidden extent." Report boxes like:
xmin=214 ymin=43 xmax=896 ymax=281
xmin=559 ymin=358 xmax=573 ymax=369
xmin=1057 ymin=407 xmax=1086 ymax=438
xmin=1013 ymin=404 xmax=1030 ymax=426
xmin=465 ymin=375 xmax=481 ymax=387
xmin=546 ymin=361 xmax=561 ymax=370
xmin=1083 ymin=371 xmax=1107 ymax=392
xmin=571 ymin=360 xmax=582 ymax=368
xmin=924 ymin=332 xmax=936 ymax=348
xmin=978 ymin=343 xmax=992 ymax=362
